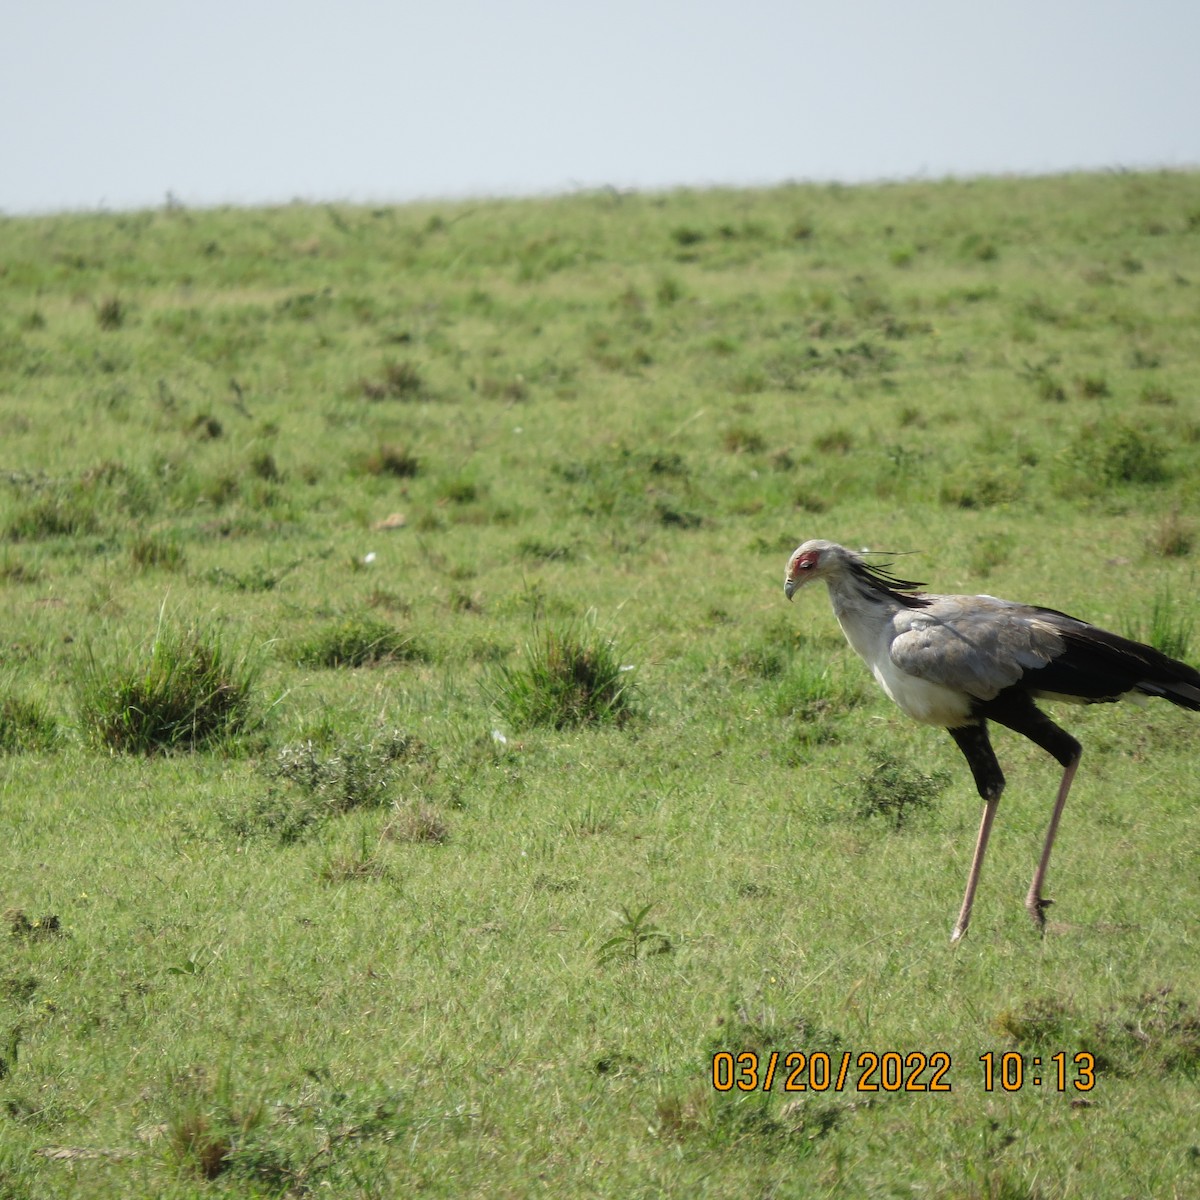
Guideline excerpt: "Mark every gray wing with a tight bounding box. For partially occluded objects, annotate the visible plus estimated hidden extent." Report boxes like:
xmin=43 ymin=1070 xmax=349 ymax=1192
xmin=888 ymin=594 xmax=1073 ymax=701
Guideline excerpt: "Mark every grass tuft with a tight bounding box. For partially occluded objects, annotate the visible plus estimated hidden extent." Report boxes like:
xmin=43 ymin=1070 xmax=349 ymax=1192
xmin=0 ymin=693 xmax=59 ymax=753
xmin=359 ymin=443 xmax=420 ymax=478
xmin=489 ymin=620 xmax=637 ymax=730
xmin=161 ymin=1068 xmax=266 ymax=1183
xmin=383 ymin=800 xmax=450 ymax=844
xmin=1150 ymin=510 xmax=1195 ymax=558
xmin=95 ymin=296 xmax=125 ymax=330
xmin=1123 ymin=585 xmax=1194 ymax=660
xmin=130 ymin=531 xmax=186 ymax=571
xmin=360 ymin=360 xmax=425 ymax=401
xmin=76 ymin=623 xmax=261 ymax=753
xmin=5 ymin=492 xmax=101 ymax=541
xmin=289 ymin=613 xmax=424 ymax=668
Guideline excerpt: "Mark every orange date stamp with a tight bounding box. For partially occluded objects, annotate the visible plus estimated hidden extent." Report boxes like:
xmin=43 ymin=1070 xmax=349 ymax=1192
xmin=712 ymin=1050 xmax=1097 ymax=1094
xmin=712 ymin=1050 xmax=952 ymax=1093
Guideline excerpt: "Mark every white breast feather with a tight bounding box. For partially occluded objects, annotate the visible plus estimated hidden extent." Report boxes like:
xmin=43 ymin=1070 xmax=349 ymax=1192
xmin=834 ymin=603 xmax=973 ymax=727
xmin=871 ymin=651 xmax=973 ymax=726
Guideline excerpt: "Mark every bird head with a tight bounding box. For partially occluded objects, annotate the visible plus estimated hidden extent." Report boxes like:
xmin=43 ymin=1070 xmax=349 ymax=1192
xmin=783 ymin=539 xmax=844 ymax=600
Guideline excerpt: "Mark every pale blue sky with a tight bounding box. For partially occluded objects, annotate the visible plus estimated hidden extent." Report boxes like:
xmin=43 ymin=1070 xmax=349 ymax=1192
xmin=4 ymin=0 xmax=1198 ymax=214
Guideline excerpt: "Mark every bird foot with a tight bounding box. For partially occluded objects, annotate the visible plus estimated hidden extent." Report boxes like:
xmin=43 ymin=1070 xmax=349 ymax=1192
xmin=1025 ymin=894 xmax=1054 ymax=932
xmin=950 ymin=924 xmax=967 ymax=944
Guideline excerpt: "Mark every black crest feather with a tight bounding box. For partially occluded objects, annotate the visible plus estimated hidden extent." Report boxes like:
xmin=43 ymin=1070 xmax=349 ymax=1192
xmin=851 ymin=555 xmax=927 ymax=597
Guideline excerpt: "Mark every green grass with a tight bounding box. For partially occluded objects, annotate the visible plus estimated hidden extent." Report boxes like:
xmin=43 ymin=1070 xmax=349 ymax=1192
xmin=0 ymin=172 xmax=1199 ymax=1197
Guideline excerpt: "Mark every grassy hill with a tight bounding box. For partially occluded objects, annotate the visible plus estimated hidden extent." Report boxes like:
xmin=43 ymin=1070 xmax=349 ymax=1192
xmin=1 ymin=171 xmax=1199 ymax=1197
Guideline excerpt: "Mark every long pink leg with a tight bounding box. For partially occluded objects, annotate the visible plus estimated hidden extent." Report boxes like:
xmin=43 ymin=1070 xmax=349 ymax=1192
xmin=951 ymin=797 xmax=1000 ymax=943
xmin=1025 ymin=753 xmax=1081 ymax=931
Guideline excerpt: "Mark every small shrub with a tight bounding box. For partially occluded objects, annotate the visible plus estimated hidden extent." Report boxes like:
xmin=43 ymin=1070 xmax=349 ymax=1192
xmin=992 ymin=997 xmax=1080 ymax=1046
xmin=993 ymin=987 xmax=1200 ymax=1079
xmin=960 ymin=233 xmax=999 ymax=262
xmin=1062 ymin=423 xmax=1169 ymax=490
xmin=792 ymin=487 xmax=829 ymax=514
xmin=229 ymin=728 xmax=430 ymax=843
xmin=319 ymin=853 xmax=390 ymax=883
xmin=76 ymin=624 xmax=261 ymax=753
xmin=318 ymin=827 xmax=394 ymax=882
xmin=1096 ymin=987 xmax=1200 ymax=1076
xmin=851 ymin=753 xmax=949 ymax=828
xmin=490 ymin=620 xmax=636 ymax=730
xmin=289 ymin=614 xmax=423 ymax=668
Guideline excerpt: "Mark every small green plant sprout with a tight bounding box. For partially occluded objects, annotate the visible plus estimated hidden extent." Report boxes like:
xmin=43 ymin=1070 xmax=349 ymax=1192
xmin=596 ymin=903 xmax=673 ymax=965
xmin=490 ymin=618 xmax=637 ymax=730
xmin=166 ymin=953 xmax=212 ymax=977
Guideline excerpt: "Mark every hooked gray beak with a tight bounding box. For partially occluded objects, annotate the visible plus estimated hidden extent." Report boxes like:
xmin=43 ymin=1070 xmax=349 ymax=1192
xmin=784 ymin=577 xmax=796 ymax=601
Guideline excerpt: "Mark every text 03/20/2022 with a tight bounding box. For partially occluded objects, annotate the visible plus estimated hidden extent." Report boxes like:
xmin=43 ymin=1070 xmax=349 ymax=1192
xmin=711 ymin=1051 xmax=1097 ymax=1094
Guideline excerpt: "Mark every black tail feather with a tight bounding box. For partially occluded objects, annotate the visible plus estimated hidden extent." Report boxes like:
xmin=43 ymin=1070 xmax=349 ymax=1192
xmin=1043 ymin=623 xmax=1200 ymax=711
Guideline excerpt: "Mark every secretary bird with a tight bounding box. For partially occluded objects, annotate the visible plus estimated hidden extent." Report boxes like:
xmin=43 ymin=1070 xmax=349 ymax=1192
xmin=784 ymin=539 xmax=1200 ymax=942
